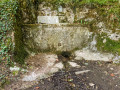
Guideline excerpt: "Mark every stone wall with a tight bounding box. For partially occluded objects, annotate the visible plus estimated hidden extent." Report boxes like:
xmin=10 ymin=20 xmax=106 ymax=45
xmin=22 ymin=1 xmax=120 ymax=60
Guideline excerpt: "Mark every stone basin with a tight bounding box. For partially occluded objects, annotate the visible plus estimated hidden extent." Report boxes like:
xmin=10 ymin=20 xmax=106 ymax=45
xmin=23 ymin=24 xmax=91 ymax=52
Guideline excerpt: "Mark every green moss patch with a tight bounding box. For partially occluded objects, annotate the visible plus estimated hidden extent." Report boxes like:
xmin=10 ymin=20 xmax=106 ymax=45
xmin=14 ymin=24 xmax=28 ymax=64
xmin=97 ymin=33 xmax=120 ymax=55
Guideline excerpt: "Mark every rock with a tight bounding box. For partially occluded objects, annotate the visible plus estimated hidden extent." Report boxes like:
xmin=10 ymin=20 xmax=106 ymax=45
xmin=37 ymin=16 xmax=59 ymax=24
xmin=10 ymin=66 xmax=27 ymax=76
xmin=75 ymin=70 xmax=90 ymax=75
xmin=74 ymin=56 xmax=83 ymax=60
xmin=96 ymin=22 xmax=105 ymax=28
xmin=84 ymin=18 xmax=94 ymax=22
xmin=84 ymin=63 xmax=88 ymax=66
xmin=113 ymin=56 xmax=120 ymax=63
xmin=23 ymin=25 xmax=90 ymax=51
xmin=58 ymin=6 xmax=63 ymax=12
xmin=89 ymin=83 xmax=95 ymax=87
xmin=45 ymin=54 xmax=58 ymax=67
xmin=74 ymin=49 xmax=114 ymax=61
xmin=65 ymin=7 xmax=74 ymax=23
xmin=10 ymin=66 xmax=20 ymax=71
xmin=54 ymin=62 xmax=64 ymax=69
xmin=30 ymin=52 xmax=36 ymax=56
xmin=110 ymin=68 xmax=114 ymax=70
xmin=108 ymin=33 xmax=120 ymax=41
xmin=24 ymin=19 xmax=29 ymax=23
xmin=50 ymin=62 xmax=64 ymax=73
xmin=103 ymin=39 xmax=106 ymax=43
xmin=75 ymin=7 xmax=89 ymax=20
xmin=68 ymin=62 xmax=80 ymax=68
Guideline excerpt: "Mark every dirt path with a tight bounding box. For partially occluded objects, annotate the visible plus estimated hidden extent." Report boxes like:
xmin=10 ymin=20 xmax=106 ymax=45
xmin=25 ymin=60 xmax=120 ymax=90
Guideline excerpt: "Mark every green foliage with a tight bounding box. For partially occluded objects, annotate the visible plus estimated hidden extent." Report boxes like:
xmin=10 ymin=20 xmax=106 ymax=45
xmin=18 ymin=0 xmax=39 ymax=24
xmin=97 ymin=33 xmax=120 ymax=55
xmin=39 ymin=0 xmax=119 ymax=6
xmin=14 ymin=24 xmax=28 ymax=64
xmin=0 ymin=0 xmax=28 ymax=65
xmin=80 ymin=0 xmax=118 ymax=5
xmin=0 ymin=0 xmax=28 ymax=87
xmin=13 ymin=1 xmax=29 ymax=64
xmin=0 ymin=0 xmax=18 ymax=65
xmin=97 ymin=3 xmax=120 ymax=30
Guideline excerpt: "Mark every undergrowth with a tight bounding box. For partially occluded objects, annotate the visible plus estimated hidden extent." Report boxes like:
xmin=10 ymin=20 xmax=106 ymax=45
xmin=39 ymin=0 xmax=119 ymax=6
xmin=0 ymin=0 xmax=18 ymax=87
xmin=0 ymin=0 xmax=18 ymax=65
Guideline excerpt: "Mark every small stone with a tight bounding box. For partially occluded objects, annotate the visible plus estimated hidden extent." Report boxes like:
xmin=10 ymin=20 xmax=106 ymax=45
xmin=84 ymin=18 xmax=94 ymax=22
xmin=54 ymin=62 xmax=64 ymax=69
xmin=31 ymin=52 xmax=35 ymax=56
xmin=68 ymin=62 xmax=80 ymax=68
xmin=75 ymin=70 xmax=90 ymax=75
xmin=110 ymin=68 xmax=114 ymax=70
xmin=96 ymin=22 xmax=105 ymax=28
xmin=10 ymin=66 xmax=20 ymax=71
xmin=68 ymin=79 xmax=73 ymax=82
xmin=89 ymin=83 xmax=95 ymax=86
xmin=37 ymin=16 xmax=59 ymax=24
xmin=47 ymin=78 xmax=51 ymax=81
xmin=84 ymin=63 xmax=88 ymax=66
xmin=103 ymin=39 xmax=106 ymax=43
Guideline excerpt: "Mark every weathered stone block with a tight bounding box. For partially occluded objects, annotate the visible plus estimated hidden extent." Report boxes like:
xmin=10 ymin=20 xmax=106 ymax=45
xmin=23 ymin=25 xmax=91 ymax=52
xmin=37 ymin=16 xmax=59 ymax=24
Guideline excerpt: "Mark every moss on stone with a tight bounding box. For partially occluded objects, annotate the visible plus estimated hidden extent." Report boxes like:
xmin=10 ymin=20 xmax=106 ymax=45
xmin=14 ymin=24 xmax=28 ymax=64
xmin=97 ymin=33 xmax=120 ymax=55
xmin=14 ymin=8 xmax=28 ymax=65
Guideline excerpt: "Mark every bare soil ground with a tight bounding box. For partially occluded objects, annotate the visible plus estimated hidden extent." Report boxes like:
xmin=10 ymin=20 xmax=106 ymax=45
xmin=25 ymin=60 xmax=120 ymax=90
xmin=1 ymin=53 xmax=120 ymax=90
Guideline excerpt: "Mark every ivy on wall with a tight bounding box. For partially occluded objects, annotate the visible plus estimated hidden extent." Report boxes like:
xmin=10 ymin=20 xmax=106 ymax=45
xmin=0 ymin=0 xmax=18 ymax=65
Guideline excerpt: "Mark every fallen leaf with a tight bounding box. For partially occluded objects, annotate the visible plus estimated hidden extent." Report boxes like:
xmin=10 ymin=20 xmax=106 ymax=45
xmin=110 ymin=73 xmax=115 ymax=77
xmin=35 ymin=87 xmax=40 ymax=89
xmin=2 ymin=57 xmax=5 ymax=60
